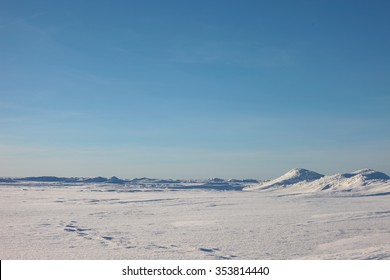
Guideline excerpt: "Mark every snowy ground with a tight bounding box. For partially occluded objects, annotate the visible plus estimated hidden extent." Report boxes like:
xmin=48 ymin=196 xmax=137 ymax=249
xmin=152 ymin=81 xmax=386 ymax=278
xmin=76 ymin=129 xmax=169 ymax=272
xmin=1 ymin=175 xmax=390 ymax=259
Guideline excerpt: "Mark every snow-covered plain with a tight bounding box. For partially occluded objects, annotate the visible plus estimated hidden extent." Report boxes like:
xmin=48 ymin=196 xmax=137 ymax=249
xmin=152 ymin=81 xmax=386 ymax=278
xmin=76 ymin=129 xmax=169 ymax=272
xmin=1 ymin=169 xmax=390 ymax=260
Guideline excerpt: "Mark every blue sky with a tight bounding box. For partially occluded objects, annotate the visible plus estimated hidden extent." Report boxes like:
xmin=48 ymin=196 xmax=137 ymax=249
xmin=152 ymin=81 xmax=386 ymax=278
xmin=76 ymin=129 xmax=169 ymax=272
xmin=1 ymin=0 xmax=389 ymax=179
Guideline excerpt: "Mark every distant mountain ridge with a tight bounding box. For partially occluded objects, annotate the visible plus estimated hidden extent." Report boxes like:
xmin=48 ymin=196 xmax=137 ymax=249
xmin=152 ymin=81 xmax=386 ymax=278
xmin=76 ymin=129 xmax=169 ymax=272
xmin=0 ymin=176 xmax=259 ymax=184
xmin=1 ymin=169 xmax=390 ymax=196
xmin=0 ymin=176 xmax=124 ymax=184
xmin=0 ymin=175 xmax=256 ymax=191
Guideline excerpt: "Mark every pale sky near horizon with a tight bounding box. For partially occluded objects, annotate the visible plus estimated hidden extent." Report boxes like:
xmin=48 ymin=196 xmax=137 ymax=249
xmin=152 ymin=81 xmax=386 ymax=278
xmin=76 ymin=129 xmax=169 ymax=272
xmin=1 ymin=0 xmax=390 ymax=179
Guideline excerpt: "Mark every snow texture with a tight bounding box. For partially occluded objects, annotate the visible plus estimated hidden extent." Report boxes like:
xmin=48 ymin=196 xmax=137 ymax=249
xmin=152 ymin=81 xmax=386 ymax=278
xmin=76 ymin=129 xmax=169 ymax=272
xmin=1 ymin=168 xmax=390 ymax=259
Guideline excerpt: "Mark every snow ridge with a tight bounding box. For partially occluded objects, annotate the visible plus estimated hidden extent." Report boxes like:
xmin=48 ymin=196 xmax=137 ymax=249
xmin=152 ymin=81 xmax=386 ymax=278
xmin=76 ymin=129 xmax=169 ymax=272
xmin=244 ymin=168 xmax=390 ymax=196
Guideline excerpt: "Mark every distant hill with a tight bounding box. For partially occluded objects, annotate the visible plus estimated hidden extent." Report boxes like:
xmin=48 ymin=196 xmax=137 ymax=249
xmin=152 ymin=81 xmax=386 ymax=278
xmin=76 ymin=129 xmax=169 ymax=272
xmin=244 ymin=168 xmax=390 ymax=196
xmin=245 ymin=168 xmax=324 ymax=190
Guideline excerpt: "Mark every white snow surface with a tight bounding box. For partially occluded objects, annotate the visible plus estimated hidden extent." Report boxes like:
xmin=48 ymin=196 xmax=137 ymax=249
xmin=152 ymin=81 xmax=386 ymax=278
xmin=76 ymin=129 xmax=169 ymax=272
xmin=1 ymin=169 xmax=390 ymax=259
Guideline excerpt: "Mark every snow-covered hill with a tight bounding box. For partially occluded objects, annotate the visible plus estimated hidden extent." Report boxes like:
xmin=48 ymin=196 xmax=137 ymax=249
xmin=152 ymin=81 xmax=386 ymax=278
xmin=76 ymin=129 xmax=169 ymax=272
xmin=244 ymin=168 xmax=324 ymax=191
xmin=244 ymin=168 xmax=390 ymax=196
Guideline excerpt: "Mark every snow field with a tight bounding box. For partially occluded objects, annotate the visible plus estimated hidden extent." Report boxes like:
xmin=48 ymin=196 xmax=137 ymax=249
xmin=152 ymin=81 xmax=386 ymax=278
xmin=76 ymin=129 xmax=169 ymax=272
xmin=1 ymin=183 xmax=389 ymax=259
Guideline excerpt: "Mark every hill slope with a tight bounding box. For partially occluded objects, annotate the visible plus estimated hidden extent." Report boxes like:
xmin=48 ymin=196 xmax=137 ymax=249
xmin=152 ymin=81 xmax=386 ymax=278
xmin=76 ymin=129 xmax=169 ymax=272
xmin=245 ymin=168 xmax=324 ymax=191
